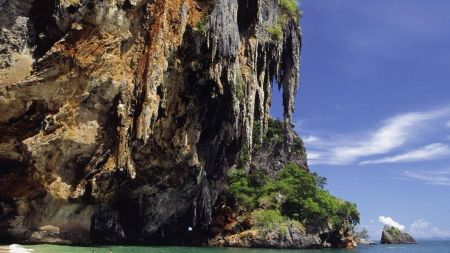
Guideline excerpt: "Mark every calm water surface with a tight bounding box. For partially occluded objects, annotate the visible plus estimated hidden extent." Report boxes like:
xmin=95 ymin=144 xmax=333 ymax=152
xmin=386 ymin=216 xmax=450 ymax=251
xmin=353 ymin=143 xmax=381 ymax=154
xmin=4 ymin=241 xmax=450 ymax=253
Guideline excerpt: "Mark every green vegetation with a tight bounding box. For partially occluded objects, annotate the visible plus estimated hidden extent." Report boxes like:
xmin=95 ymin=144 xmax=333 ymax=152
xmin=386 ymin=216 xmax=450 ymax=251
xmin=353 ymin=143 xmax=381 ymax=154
xmin=227 ymin=118 xmax=360 ymax=232
xmin=277 ymin=0 xmax=302 ymax=28
xmin=387 ymin=226 xmax=402 ymax=240
xmin=279 ymin=0 xmax=302 ymax=17
xmin=236 ymin=75 xmax=244 ymax=104
xmin=253 ymin=209 xmax=305 ymax=233
xmin=227 ymin=162 xmax=360 ymax=229
xmin=252 ymin=120 xmax=262 ymax=150
xmin=196 ymin=20 xmax=205 ymax=35
xmin=254 ymin=209 xmax=284 ymax=229
xmin=267 ymin=26 xmax=283 ymax=41
xmin=263 ymin=117 xmax=284 ymax=145
xmin=354 ymin=227 xmax=370 ymax=239
xmin=263 ymin=117 xmax=306 ymax=157
xmin=239 ymin=144 xmax=250 ymax=165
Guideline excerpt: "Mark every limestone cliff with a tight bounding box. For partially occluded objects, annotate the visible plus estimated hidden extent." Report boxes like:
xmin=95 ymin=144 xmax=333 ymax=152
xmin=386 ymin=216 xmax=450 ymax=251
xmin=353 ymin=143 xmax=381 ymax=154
xmin=0 ymin=0 xmax=301 ymax=245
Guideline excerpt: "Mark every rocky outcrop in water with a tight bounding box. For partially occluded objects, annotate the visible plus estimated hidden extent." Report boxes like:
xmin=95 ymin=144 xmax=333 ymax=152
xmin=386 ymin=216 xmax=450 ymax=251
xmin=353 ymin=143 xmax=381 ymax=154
xmin=210 ymin=227 xmax=322 ymax=249
xmin=319 ymin=225 xmax=357 ymax=248
xmin=380 ymin=225 xmax=417 ymax=244
xmin=205 ymin=124 xmax=322 ymax=249
xmin=0 ymin=0 xmax=301 ymax=245
xmin=198 ymin=120 xmax=357 ymax=249
xmin=354 ymin=237 xmax=377 ymax=245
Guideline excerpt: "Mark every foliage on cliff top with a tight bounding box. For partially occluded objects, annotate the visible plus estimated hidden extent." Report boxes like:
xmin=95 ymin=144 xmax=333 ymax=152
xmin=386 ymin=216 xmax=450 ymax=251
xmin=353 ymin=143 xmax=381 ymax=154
xmin=278 ymin=0 xmax=302 ymax=24
xmin=386 ymin=226 xmax=402 ymax=240
xmin=279 ymin=0 xmax=302 ymax=17
xmin=228 ymin=118 xmax=359 ymax=231
xmin=256 ymin=117 xmax=306 ymax=157
xmin=227 ymin=162 xmax=359 ymax=230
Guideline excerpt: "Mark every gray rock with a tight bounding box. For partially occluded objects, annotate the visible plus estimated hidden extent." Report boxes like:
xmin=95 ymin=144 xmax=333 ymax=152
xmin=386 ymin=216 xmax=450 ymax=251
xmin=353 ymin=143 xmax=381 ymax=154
xmin=354 ymin=237 xmax=377 ymax=245
xmin=380 ymin=225 xmax=417 ymax=244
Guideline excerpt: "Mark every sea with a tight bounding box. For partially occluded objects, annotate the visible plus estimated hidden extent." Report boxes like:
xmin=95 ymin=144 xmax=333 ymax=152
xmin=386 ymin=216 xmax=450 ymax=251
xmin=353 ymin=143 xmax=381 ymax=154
xmin=2 ymin=241 xmax=450 ymax=253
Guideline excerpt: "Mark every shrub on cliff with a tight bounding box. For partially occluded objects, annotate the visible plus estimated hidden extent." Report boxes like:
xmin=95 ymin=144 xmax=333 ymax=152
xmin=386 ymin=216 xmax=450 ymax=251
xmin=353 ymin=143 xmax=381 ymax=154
xmin=227 ymin=118 xmax=359 ymax=232
xmin=227 ymin=168 xmax=255 ymax=211
xmin=280 ymin=0 xmax=301 ymax=16
xmin=275 ymin=163 xmax=360 ymax=227
xmin=354 ymin=227 xmax=370 ymax=239
xmin=227 ymin=162 xmax=360 ymax=229
xmin=267 ymin=26 xmax=283 ymax=41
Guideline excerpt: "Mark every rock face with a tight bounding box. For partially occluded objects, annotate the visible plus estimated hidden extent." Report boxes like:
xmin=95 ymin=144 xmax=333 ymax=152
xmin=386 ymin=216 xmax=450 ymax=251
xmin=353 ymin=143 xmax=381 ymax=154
xmin=320 ymin=227 xmax=357 ymax=248
xmin=0 ymin=0 xmax=301 ymax=246
xmin=354 ymin=237 xmax=377 ymax=245
xmin=205 ymin=201 xmax=322 ymax=249
xmin=205 ymin=125 xmax=321 ymax=249
xmin=380 ymin=225 xmax=417 ymax=244
xmin=209 ymin=227 xmax=322 ymax=249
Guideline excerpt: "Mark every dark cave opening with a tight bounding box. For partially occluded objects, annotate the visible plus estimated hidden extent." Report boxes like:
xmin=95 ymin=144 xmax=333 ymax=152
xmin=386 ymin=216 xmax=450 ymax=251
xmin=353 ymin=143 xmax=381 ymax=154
xmin=237 ymin=0 xmax=258 ymax=33
xmin=28 ymin=0 xmax=65 ymax=58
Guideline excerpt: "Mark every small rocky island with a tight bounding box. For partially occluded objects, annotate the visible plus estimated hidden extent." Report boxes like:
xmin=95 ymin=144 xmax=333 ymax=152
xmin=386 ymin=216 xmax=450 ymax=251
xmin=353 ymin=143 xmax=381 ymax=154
xmin=354 ymin=237 xmax=376 ymax=245
xmin=380 ymin=225 xmax=417 ymax=244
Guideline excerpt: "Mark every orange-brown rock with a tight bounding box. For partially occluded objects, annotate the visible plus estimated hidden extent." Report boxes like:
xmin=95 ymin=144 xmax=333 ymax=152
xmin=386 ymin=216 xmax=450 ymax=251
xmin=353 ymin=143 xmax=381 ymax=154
xmin=0 ymin=0 xmax=301 ymax=245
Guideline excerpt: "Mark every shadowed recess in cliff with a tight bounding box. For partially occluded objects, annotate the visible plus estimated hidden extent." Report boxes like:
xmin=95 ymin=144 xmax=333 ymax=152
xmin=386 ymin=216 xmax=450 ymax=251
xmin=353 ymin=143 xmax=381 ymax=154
xmin=237 ymin=0 xmax=258 ymax=33
xmin=193 ymin=171 xmax=212 ymax=226
xmin=28 ymin=0 xmax=60 ymax=58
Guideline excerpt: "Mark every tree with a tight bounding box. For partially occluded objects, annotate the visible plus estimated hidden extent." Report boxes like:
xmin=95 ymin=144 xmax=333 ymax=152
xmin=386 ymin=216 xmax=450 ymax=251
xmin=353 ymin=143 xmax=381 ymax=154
xmin=355 ymin=227 xmax=369 ymax=239
xmin=312 ymin=172 xmax=327 ymax=189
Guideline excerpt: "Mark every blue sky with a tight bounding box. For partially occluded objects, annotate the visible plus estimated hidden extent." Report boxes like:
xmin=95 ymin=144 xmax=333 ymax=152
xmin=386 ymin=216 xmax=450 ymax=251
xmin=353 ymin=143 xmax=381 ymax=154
xmin=271 ymin=1 xmax=450 ymax=239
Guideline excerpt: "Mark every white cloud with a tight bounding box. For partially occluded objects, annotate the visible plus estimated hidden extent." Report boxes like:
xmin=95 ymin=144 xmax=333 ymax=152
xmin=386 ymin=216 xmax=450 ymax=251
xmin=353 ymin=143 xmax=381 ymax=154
xmin=306 ymin=152 xmax=322 ymax=160
xmin=403 ymin=170 xmax=450 ymax=186
xmin=303 ymin=135 xmax=321 ymax=144
xmin=360 ymin=143 xmax=450 ymax=165
xmin=431 ymin=227 xmax=450 ymax=237
xmin=336 ymin=110 xmax=449 ymax=163
xmin=408 ymin=219 xmax=450 ymax=238
xmin=378 ymin=216 xmax=405 ymax=230
xmin=408 ymin=219 xmax=430 ymax=237
xmin=300 ymin=105 xmax=450 ymax=165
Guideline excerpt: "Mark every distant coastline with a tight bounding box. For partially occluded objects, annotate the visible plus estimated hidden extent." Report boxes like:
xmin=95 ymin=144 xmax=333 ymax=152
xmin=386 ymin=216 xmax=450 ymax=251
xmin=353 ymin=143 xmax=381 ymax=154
xmin=415 ymin=237 xmax=450 ymax=241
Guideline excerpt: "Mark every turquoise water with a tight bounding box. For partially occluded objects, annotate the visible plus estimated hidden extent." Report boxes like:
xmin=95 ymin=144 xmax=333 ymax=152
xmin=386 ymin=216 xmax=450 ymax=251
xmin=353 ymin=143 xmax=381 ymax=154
xmin=4 ymin=241 xmax=450 ymax=253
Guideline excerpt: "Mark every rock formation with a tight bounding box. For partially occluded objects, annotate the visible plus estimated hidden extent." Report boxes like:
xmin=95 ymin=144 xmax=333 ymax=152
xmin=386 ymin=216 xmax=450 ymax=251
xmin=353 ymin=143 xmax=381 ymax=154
xmin=199 ymin=120 xmax=357 ymax=249
xmin=0 ymin=0 xmax=301 ymax=246
xmin=354 ymin=237 xmax=377 ymax=245
xmin=380 ymin=225 xmax=417 ymax=244
xmin=205 ymin=124 xmax=323 ymax=249
xmin=319 ymin=225 xmax=357 ymax=248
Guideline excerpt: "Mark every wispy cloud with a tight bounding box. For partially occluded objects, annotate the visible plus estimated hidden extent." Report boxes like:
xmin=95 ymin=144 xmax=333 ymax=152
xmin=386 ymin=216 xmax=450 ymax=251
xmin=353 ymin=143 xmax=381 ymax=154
xmin=360 ymin=143 xmax=450 ymax=165
xmin=379 ymin=216 xmax=405 ymax=230
xmin=303 ymin=135 xmax=321 ymax=144
xmin=408 ymin=219 xmax=450 ymax=238
xmin=408 ymin=219 xmax=430 ymax=237
xmin=300 ymin=105 xmax=450 ymax=165
xmin=402 ymin=170 xmax=450 ymax=186
xmin=430 ymin=227 xmax=450 ymax=237
xmin=306 ymin=152 xmax=322 ymax=160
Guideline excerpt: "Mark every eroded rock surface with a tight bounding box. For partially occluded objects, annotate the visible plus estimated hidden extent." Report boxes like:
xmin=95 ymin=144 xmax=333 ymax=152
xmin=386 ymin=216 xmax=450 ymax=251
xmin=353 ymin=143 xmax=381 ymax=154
xmin=0 ymin=0 xmax=301 ymax=245
xmin=354 ymin=237 xmax=377 ymax=245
